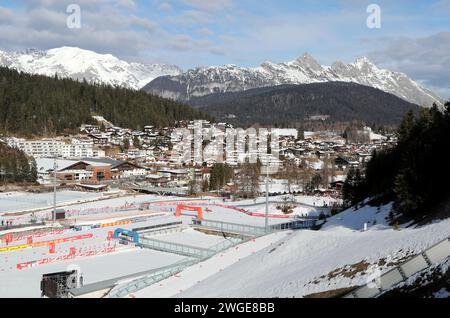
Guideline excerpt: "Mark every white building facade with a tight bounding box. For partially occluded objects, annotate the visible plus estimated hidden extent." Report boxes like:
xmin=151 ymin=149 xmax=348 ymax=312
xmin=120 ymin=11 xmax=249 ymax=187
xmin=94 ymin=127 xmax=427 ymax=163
xmin=6 ymin=137 xmax=105 ymax=159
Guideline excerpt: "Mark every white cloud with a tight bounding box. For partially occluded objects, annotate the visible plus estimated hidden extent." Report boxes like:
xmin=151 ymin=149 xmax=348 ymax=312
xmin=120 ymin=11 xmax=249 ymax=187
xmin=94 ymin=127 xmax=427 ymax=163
xmin=182 ymin=0 xmax=234 ymax=12
xmin=430 ymin=0 xmax=450 ymax=11
xmin=0 ymin=1 xmax=165 ymax=61
xmin=209 ymin=46 xmax=226 ymax=55
xmin=26 ymin=8 xmax=68 ymax=31
xmin=197 ymin=28 xmax=214 ymax=36
xmin=115 ymin=0 xmax=136 ymax=10
xmin=0 ymin=0 xmax=448 ymax=98
xmin=165 ymin=10 xmax=211 ymax=26
xmin=0 ymin=6 xmax=15 ymax=25
xmin=369 ymin=32 xmax=450 ymax=97
xmin=130 ymin=16 xmax=159 ymax=33
xmin=166 ymin=34 xmax=214 ymax=51
xmin=159 ymin=2 xmax=173 ymax=12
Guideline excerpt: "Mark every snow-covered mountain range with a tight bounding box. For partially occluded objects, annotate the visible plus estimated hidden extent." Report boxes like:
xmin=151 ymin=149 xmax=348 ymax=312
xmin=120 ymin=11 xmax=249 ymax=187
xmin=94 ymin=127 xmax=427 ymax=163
xmin=0 ymin=47 xmax=442 ymax=107
xmin=0 ymin=47 xmax=182 ymax=90
xmin=143 ymin=53 xmax=443 ymax=107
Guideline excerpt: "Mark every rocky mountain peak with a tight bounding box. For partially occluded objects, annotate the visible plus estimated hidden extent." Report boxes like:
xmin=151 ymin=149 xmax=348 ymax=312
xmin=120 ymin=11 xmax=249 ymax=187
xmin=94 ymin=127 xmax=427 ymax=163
xmin=143 ymin=53 xmax=443 ymax=108
xmin=0 ymin=46 xmax=182 ymax=90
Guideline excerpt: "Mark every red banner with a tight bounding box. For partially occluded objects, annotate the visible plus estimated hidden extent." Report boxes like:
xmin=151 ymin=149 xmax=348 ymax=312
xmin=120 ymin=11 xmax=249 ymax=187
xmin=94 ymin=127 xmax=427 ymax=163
xmin=32 ymin=233 xmax=93 ymax=248
xmin=5 ymin=233 xmax=13 ymax=244
xmin=16 ymin=246 xmax=117 ymax=270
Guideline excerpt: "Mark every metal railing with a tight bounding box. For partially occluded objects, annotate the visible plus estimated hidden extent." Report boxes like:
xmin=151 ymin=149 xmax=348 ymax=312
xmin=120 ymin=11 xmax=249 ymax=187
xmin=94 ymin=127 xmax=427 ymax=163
xmin=109 ymin=217 xmax=314 ymax=298
xmin=109 ymin=237 xmax=243 ymax=298
xmin=140 ymin=236 xmax=216 ymax=259
xmin=192 ymin=219 xmax=268 ymax=237
xmin=108 ymin=258 xmax=198 ymax=298
xmin=192 ymin=218 xmax=315 ymax=236
xmin=235 ymin=200 xmax=329 ymax=212
xmin=271 ymin=219 xmax=316 ymax=230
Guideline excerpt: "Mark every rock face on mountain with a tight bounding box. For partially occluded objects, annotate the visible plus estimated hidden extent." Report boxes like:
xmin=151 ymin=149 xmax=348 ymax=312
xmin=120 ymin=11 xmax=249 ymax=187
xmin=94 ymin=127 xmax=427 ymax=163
xmin=0 ymin=47 xmax=182 ymax=90
xmin=143 ymin=53 xmax=442 ymax=107
xmin=189 ymin=82 xmax=422 ymax=127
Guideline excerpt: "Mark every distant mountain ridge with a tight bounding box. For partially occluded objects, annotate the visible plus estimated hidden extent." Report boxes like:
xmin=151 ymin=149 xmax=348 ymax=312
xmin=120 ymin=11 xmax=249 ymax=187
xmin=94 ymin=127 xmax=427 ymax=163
xmin=0 ymin=47 xmax=182 ymax=90
xmin=189 ymin=82 xmax=422 ymax=127
xmin=0 ymin=47 xmax=442 ymax=108
xmin=143 ymin=53 xmax=443 ymax=107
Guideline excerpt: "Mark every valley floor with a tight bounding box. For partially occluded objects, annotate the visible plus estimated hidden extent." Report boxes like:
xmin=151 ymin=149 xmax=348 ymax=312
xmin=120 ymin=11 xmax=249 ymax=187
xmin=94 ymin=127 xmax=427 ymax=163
xmin=1 ymin=191 xmax=449 ymax=298
xmin=138 ymin=203 xmax=450 ymax=298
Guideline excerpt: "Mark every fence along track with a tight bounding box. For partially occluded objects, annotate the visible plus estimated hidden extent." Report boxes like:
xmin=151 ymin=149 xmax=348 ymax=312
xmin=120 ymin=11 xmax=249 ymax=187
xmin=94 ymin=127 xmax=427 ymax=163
xmin=109 ymin=218 xmax=315 ymax=298
xmin=108 ymin=237 xmax=243 ymax=298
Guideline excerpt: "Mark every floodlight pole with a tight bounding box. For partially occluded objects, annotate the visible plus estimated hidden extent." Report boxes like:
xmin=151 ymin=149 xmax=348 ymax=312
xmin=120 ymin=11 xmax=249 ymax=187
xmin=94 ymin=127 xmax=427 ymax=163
xmin=265 ymin=156 xmax=269 ymax=233
xmin=53 ymin=158 xmax=57 ymax=223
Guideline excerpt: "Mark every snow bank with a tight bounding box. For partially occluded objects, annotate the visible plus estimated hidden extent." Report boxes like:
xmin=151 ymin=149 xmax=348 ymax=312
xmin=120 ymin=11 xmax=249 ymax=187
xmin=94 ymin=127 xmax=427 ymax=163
xmin=174 ymin=205 xmax=450 ymax=298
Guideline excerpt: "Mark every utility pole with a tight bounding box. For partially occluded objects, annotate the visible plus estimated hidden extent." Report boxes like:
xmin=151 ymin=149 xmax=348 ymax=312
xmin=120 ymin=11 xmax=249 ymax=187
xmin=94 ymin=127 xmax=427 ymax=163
xmin=265 ymin=155 xmax=269 ymax=233
xmin=53 ymin=158 xmax=57 ymax=223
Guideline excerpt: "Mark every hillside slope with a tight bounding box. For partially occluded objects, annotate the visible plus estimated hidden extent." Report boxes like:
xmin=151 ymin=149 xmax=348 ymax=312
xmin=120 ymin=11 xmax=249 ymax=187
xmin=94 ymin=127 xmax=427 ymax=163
xmin=189 ymin=82 xmax=421 ymax=126
xmin=0 ymin=67 xmax=210 ymax=136
xmin=176 ymin=204 xmax=450 ymax=298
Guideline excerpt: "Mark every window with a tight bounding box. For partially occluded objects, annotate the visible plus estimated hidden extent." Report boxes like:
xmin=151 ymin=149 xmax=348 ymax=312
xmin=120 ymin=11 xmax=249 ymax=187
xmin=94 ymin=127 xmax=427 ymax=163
xmin=96 ymin=172 xmax=105 ymax=181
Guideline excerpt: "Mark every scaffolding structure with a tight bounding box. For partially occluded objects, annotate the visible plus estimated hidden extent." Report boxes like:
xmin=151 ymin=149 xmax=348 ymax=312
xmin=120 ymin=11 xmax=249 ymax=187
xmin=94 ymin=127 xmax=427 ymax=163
xmin=41 ymin=270 xmax=79 ymax=298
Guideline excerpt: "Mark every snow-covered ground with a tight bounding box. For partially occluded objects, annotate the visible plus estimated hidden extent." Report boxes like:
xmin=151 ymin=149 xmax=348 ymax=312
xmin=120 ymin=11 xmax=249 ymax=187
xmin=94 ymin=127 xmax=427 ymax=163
xmin=3 ymin=190 xmax=446 ymax=298
xmin=114 ymin=199 xmax=297 ymax=227
xmin=130 ymin=203 xmax=450 ymax=298
xmin=134 ymin=232 xmax=290 ymax=298
xmin=221 ymin=194 xmax=338 ymax=218
xmin=231 ymin=194 xmax=339 ymax=208
xmin=258 ymin=179 xmax=303 ymax=194
xmin=0 ymin=191 xmax=103 ymax=214
xmin=0 ymin=248 xmax=184 ymax=298
xmin=323 ymin=203 xmax=394 ymax=231
xmin=1 ymin=192 xmax=328 ymax=298
xmin=151 ymin=228 xmax=228 ymax=249
xmin=0 ymin=214 xmax=187 ymax=298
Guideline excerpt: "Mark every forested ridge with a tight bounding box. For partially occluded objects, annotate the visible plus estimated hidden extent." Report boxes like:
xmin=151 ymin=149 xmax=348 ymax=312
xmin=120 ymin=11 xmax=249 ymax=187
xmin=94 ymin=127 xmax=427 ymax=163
xmin=189 ymin=82 xmax=421 ymax=127
xmin=0 ymin=67 xmax=212 ymax=136
xmin=343 ymin=101 xmax=450 ymax=220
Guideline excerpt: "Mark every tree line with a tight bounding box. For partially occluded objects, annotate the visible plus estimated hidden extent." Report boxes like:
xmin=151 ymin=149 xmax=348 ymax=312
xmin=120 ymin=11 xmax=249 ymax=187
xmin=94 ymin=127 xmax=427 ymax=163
xmin=0 ymin=67 xmax=213 ymax=136
xmin=0 ymin=143 xmax=37 ymax=183
xmin=343 ymin=102 xmax=450 ymax=218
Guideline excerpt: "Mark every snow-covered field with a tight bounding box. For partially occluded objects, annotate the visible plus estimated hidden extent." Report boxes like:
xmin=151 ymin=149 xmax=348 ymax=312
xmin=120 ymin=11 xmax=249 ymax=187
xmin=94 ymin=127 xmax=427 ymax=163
xmin=0 ymin=191 xmax=104 ymax=214
xmin=231 ymin=194 xmax=339 ymax=208
xmin=133 ymin=203 xmax=450 ymax=298
xmin=134 ymin=232 xmax=290 ymax=298
xmin=151 ymin=228 xmax=228 ymax=249
xmin=1 ymin=191 xmax=326 ymax=298
xmin=1 ymin=248 xmax=184 ymax=298
xmin=258 ymin=179 xmax=303 ymax=194
xmin=1 ymin=190 xmax=447 ymax=298
xmin=0 ymin=214 xmax=187 ymax=298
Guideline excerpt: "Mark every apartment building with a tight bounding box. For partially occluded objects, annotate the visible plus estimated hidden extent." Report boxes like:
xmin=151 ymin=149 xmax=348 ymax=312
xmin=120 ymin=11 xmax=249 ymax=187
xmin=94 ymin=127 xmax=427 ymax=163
xmin=6 ymin=137 xmax=105 ymax=159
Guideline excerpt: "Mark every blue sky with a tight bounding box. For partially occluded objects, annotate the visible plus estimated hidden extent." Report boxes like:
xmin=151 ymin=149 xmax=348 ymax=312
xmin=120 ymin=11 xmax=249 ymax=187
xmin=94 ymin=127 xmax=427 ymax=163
xmin=0 ymin=0 xmax=449 ymax=97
